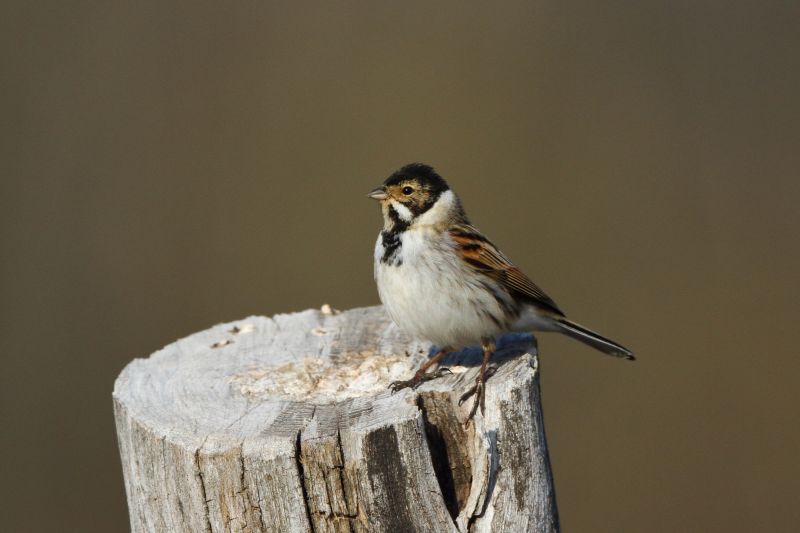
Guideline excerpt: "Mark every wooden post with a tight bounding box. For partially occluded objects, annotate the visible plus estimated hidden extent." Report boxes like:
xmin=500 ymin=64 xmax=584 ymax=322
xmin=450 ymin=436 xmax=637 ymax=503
xmin=113 ymin=305 xmax=559 ymax=532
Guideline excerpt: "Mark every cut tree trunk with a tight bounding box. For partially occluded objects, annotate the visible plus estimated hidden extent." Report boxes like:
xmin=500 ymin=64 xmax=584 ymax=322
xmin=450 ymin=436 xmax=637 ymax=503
xmin=113 ymin=305 xmax=559 ymax=532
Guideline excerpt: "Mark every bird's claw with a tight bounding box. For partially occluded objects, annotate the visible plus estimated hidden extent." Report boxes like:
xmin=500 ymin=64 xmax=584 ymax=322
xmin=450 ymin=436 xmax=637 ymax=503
xmin=389 ymin=379 xmax=416 ymax=393
xmin=459 ymin=381 xmax=485 ymax=422
xmin=389 ymin=367 xmax=452 ymax=394
xmin=428 ymin=367 xmax=453 ymax=379
xmin=458 ymin=366 xmax=498 ymax=423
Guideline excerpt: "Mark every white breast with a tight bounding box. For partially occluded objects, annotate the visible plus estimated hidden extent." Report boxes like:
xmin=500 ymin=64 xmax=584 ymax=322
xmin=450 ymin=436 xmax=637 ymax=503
xmin=374 ymin=227 xmax=511 ymax=348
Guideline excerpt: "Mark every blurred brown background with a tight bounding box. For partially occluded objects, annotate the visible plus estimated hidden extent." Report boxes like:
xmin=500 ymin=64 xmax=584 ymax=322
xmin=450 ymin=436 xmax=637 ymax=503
xmin=2 ymin=1 xmax=799 ymax=531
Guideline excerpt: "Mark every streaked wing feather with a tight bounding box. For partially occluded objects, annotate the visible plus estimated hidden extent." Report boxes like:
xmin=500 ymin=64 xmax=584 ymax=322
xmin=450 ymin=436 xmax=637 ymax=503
xmin=449 ymin=224 xmax=564 ymax=315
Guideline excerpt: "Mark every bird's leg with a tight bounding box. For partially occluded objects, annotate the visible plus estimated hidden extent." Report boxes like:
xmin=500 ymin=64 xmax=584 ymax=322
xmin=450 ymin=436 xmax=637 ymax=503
xmin=458 ymin=338 xmax=496 ymax=422
xmin=389 ymin=346 xmax=452 ymax=392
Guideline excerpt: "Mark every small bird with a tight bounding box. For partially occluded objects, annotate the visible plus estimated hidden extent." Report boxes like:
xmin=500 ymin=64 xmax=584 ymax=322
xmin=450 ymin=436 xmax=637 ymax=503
xmin=369 ymin=163 xmax=633 ymax=421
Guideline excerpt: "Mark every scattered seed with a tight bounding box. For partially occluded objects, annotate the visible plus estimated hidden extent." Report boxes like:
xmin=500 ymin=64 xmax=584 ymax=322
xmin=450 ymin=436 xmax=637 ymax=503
xmin=212 ymin=339 xmax=233 ymax=348
xmin=229 ymin=324 xmax=255 ymax=335
xmin=320 ymin=303 xmax=340 ymax=315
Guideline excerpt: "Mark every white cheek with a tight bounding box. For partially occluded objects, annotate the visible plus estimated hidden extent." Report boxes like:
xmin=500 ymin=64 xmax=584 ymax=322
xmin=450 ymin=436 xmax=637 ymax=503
xmin=389 ymin=200 xmax=413 ymax=222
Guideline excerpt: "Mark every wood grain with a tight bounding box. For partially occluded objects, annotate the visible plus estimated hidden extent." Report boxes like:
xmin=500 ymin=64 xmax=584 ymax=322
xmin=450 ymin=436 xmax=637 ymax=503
xmin=113 ymin=305 xmax=559 ymax=532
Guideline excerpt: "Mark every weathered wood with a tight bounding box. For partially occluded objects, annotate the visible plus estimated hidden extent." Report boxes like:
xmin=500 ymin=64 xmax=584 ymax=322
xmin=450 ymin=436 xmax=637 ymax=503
xmin=113 ymin=305 xmax=559 ymax=532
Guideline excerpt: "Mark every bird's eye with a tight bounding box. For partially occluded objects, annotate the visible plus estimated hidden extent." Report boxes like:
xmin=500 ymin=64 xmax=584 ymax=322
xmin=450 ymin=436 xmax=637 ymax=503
xmin=402 ymin=186 xmax=414 ymax=195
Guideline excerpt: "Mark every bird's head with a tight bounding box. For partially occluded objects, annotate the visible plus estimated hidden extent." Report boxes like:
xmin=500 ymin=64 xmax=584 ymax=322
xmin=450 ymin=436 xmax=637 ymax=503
xmin=368 ymin=163 xmax=466 ymax=230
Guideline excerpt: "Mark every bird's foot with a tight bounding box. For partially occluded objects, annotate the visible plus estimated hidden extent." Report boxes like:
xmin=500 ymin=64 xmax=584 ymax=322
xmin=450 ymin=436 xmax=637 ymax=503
xmin=389 ymin=367 xmax=452 ymax=393
xmin=458 ymin=366 xmax=498 ymax=422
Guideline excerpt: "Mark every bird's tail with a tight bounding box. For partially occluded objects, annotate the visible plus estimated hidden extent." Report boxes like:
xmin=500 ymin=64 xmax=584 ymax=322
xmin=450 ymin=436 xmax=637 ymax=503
xmin=554 ymin=317 xmax=635 ymax=360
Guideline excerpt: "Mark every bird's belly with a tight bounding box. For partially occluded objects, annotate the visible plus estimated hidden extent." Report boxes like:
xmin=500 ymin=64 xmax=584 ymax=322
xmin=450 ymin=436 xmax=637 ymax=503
xmin=376 ymin=257 xmax=509 ymax=348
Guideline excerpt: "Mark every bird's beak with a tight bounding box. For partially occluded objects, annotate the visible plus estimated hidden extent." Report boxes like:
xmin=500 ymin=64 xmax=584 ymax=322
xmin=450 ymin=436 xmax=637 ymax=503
xmin=367 ymin=186 xmax=388 ymax=201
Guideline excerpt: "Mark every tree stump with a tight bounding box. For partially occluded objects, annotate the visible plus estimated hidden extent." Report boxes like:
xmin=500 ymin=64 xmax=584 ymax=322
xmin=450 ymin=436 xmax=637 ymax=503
xmin=113 ymin=305 xmax=559 ymax=532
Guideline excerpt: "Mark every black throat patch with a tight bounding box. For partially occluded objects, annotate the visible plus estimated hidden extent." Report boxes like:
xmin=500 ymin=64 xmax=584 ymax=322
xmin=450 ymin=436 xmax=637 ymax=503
xmin=380 ymin=206 xmax=409 ymax=265
xmin=380 ymin=229 xmax=403 ymax=265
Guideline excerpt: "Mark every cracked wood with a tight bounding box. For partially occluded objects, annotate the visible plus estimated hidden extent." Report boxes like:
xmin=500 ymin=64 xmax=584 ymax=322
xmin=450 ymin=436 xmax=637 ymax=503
xmin=113 ymin=305 xmax=559 ymax=532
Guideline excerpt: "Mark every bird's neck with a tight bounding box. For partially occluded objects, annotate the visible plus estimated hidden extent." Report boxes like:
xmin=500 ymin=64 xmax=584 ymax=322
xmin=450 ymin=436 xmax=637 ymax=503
xmin=414 ymin=189 xmax=469 ymax=229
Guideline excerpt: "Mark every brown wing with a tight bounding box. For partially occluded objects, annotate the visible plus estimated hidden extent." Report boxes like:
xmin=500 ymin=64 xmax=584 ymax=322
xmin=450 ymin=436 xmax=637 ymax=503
xmin=448 ymin=224 xmax=564 ymax=316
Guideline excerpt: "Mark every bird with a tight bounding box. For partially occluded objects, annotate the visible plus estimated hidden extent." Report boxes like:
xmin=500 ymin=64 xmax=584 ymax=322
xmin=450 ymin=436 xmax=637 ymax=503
xmin=368 ymin=163 xmax=634 ymax=422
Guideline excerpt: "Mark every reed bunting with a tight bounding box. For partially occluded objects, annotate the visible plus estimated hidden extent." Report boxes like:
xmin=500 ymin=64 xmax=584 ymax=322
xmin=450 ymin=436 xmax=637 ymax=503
xmin=369 ymin=163 xmax=633 ymax=421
